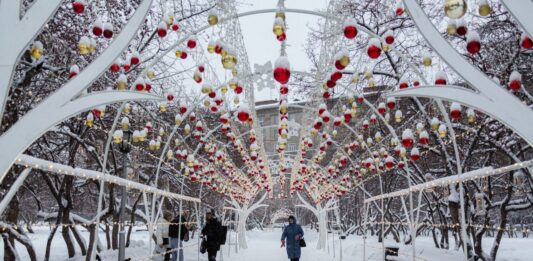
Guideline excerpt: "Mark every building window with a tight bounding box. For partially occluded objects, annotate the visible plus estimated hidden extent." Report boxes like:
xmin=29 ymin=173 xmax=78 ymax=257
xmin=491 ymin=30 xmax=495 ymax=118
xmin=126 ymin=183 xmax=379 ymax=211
xmin=287 ymin=143 xmax=298 ymax=152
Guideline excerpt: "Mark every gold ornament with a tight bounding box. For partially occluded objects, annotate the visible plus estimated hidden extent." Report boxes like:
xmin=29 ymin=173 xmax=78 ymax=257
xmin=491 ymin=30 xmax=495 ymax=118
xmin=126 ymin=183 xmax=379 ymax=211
xmin=478 ymin=3 xmax=491 ymax=17
xmin=422 ymin=56 xmax=432 ymax=67
xmin=273 ymin=24 xmax=284 ymax=36
xmin=444 ymin=0 xmax=467 ymax=19
xmin=208 ymin=14 xmax=219 ymax=26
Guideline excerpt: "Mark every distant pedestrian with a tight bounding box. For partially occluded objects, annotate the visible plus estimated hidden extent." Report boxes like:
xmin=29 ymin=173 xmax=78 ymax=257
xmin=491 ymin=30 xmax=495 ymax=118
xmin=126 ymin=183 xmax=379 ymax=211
xmin=156 ymin=211 xmax=172 ymax=261
xmin=201 ymin=211 xmax=222 ymax=261
xmin=168 ymin=214 xmax=189 ymax=261
xmin=281 ymin=215 xmax=304 ymax=261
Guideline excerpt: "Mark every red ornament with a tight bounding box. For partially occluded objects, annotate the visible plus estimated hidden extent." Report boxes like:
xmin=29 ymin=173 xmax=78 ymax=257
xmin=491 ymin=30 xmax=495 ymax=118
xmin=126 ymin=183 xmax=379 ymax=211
xmin=273 ymin=67 xmax=290 ymax=84
xmin=395 ymin=7 xmax=404 ymax=16
xmin=456 ymin=20 xmax=467 ymax=36
xmin=110 ymin=62 xmax=120 ymax=73
xmin=237 ymin=107 xmax=250 ymax=122
xmin=280 ymin=85 xmax=289 ymax=95
xmin=72 ymin=0 xmax=85 ymax=14
xmin=323 ymin=91 xmax=331 ymax=99
xmin=187 ymin=38 xmax=197 ymax=49
xmin=508 ymin=71 xmax=522 ymax=91
xmin=521 ymin=33 xmax=533 ymax=49
xmin=171 ymin=21 xmax=180 ymax=31
xmin=92 ymin=21 xmax=103 ymax=37
xmin=277 ymin=33 xmax=286 ymax=42
xmin=103 ymin=23 xmax=114 ymax=39
xmin=180 ymin=51 xmax=188 ymax=59
xmin=330 ymin=71 xmax=342 ymax=82
xmin=167 ymin=93 xmax=174 ymax=101
xmin=466 ymin=31 xmax=481 ymax=54
xmin=234 ymin=85 xmax=243 ymax=94
xmin=130 ymin=53 xmax=140 ymax=65
xmin=367 ymin=39 xmax=382 ymax=59
xmin=157 ymin=22 xmax=167 ymax=38
xmin=343 ymin=20 xmax=358 ymax=39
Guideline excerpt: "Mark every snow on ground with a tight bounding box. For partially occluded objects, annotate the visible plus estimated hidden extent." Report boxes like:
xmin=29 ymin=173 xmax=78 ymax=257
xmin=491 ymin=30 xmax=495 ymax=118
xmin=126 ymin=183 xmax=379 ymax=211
xmin=1 ymin=226 xmax=532 ymax=260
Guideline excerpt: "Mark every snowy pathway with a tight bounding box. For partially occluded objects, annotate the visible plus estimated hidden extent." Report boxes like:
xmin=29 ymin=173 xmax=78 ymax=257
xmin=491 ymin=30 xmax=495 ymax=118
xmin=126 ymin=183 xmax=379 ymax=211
xmin=1 ymin=226 xmax=532 ymax=260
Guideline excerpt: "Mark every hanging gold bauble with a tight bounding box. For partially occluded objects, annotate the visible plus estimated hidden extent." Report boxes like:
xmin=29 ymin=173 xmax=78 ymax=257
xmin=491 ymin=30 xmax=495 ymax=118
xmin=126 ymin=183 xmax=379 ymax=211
xmin=275 ymin=11 xmax=286 ymax=21
xmin=233 ymin=97 xmax=240 ymax=104
xmin=116 ymin=81 xmax=127 ymax=90
xmin=208 ymin=14 xmax=219 ymax=26
xmin=221 ymin=85 xmax=228 ymax=94
xmin=422 ymin=56 xmax=432 ymax=67
xmin=339 ymin=56 xmax=350 ymax=67
xmin=382 ymin=44 xmax=390 ymax=52
xmin=175 ymin=50 xmax=183 ymax=58
xmin=447 ymin=23 xmax=457 ymax=35
xmin=232 ymin=68 xmax=238 ymax=77
xmin=207 ymin=44 xmax=215 ymax=53
xmin=79 ymin=43 xmax=91 ymax=55
xmin=30 ymin=47 xmax=42 ymax=60
xmin=478 ymin=4 xmax=491 ymax=17
xmin=444 ymin=0 xmax=467 ymax=19
xmin=222 ymin=54 xmax=237 ymax=69
xmin=147 ymin=70 xmax=156 ymax=79
xmin=273 ymin=24 xmax=284 ymax=36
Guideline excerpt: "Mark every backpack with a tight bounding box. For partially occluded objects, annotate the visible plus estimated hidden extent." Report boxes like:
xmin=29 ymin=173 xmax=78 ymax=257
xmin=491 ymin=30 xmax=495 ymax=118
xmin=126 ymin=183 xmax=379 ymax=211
xmin=218 ymin=225 xmax=228 ymax=245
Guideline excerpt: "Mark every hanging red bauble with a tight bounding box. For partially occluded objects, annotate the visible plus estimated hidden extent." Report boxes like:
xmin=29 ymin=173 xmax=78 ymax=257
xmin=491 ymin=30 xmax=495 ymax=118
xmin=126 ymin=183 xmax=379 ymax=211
xmin=466 ymin=31 xmax=481 ymax=54
xmin=456 ymin=19 xmax=467 ymax=36
xmin=187 ymin=38 xmax=197 ymax=49
xmin=179 ymin=105 xmax=187 ymax=114
xmin=330 ymin=71 xmax=342 ymax=82
xmin=130 ymin=52 xmax=140 ymax=65
xmin=72 ymin=0 xmax=86 ymax=14
xmin=367 ymin=38 xmax=382 ymax=59
xmin=343 ymin=19 xmax=358 ymax=39
xmin=521 ymin=33 xmax=533 ymax=49
xmin=198 ymin=65 xmax=205 ymax=73
xmin=326 ymin=80 xmax=336 ymax=88
xmin=377 ymin=102 xmax=386 ymax=115
xmin=395 ymin=3 xmax=404 ymax=16
xmin=157 ymin=21 xmax=167 ymax=38
xmin=167 ymin=93 xmax=174 ymax=101
xmin=144 ymin=80 xmax=152 ymax=92
xmin=237 ymin=106 xmax=250 ymax=122
xmin=209 ymin=91 xmax=216 ymax=98
xmin=92 ymin=21 xmax=103 ymax=37
xmin=110 ymin=62 xmax=120 ymax=73
xmin=180 ymin=51 xmax=188 ymax=59
xmin=323 ymin=91 xmax=330 ymax=99
xmin=277 ymin=33 xmax=286 ymax=42
xmin=171 ymin=21 xmax=180 ymax=31
xmin=410 ymin=148 xmax=420 ymax=161
xmin=362 ymin=120 xmax=369 ymax=129
xmin=508 ymin=71 xmax=522 ymax=91
xmin=344 ymin=110 xmax=352 ymax=123
xmin=69 ymin=65 xmax=79 ymax=79
xmin=384 ymin=30 xmax=395 ymax=45
xmin=402 ymin=129 xmax=414 ymax=148
xmin=413 ymin=80 xmax=420 ymax=87
xmin=435 ymin=71 xmax=447 ymax=85
xmin=234 ymin=84 xmax=243 ymax=94
xmin=103 ymin=23 xmax=114 ymax=39
xmin=450 ymin=102 xmax=462 ymax=120
xmin=273 ymin=56 xmax=291 ymax=84
xmin=280 ymin=85 xmax=289 ymax=95
xmin=386 ymin=97 xmax=396 ymax=109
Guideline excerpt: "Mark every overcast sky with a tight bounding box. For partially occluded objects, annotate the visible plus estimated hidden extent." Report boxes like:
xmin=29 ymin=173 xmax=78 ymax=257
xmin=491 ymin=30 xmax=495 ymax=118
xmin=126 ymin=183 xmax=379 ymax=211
xmin=236 ymin=0 xmax=328 ymax=102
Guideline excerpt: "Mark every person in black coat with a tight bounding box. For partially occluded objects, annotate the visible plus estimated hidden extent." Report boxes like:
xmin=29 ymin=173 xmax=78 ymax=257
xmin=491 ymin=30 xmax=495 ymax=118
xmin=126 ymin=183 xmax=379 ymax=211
xmin=168 ymin=215 xmax=189 ymax=261
xmin=201 ymin=211 xmax=222 ymax=261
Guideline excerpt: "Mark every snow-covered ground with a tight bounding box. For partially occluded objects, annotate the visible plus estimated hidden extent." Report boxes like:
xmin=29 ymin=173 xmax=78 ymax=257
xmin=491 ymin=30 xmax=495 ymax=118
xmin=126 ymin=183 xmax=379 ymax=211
xmin=1 ymin=226 xmax=532 ymax=260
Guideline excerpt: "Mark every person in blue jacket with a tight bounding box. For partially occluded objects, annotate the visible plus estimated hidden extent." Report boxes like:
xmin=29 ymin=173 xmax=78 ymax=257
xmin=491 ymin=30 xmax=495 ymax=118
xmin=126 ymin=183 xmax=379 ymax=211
xmin=281 ymin=215 xmax=304 ymax=261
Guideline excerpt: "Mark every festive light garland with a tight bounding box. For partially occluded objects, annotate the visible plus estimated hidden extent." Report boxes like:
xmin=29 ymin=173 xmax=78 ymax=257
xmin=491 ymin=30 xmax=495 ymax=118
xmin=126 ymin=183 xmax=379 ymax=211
xmin=15 ymin=154 xmax=201 ymax=203
xmin=364 ymin=159 xmax=533 ymax=203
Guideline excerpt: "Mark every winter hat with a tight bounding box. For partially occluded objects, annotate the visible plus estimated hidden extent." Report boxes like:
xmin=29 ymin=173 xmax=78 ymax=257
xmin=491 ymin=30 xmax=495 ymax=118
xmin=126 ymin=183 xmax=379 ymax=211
xmin=288 ymin=215 xmax=296 ymax=222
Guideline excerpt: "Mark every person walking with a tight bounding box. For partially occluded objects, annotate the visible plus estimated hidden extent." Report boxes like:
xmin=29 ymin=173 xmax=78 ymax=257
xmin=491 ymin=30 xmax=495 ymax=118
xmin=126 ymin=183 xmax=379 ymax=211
xmin=168 ymin=214 xmax=189 ymax=261
xmin=201 ymin=211 xmax=222 ymax=261
xmin=155 ymin=211 xmax=172 ymax=261
xmin=281 ymin=215 xmax=304 ymax=261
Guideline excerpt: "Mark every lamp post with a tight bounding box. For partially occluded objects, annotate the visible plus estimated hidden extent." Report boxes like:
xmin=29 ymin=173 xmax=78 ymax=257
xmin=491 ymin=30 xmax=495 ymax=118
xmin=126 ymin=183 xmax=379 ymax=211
xmin=116 ymin=127 xmax=132 ymax=261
